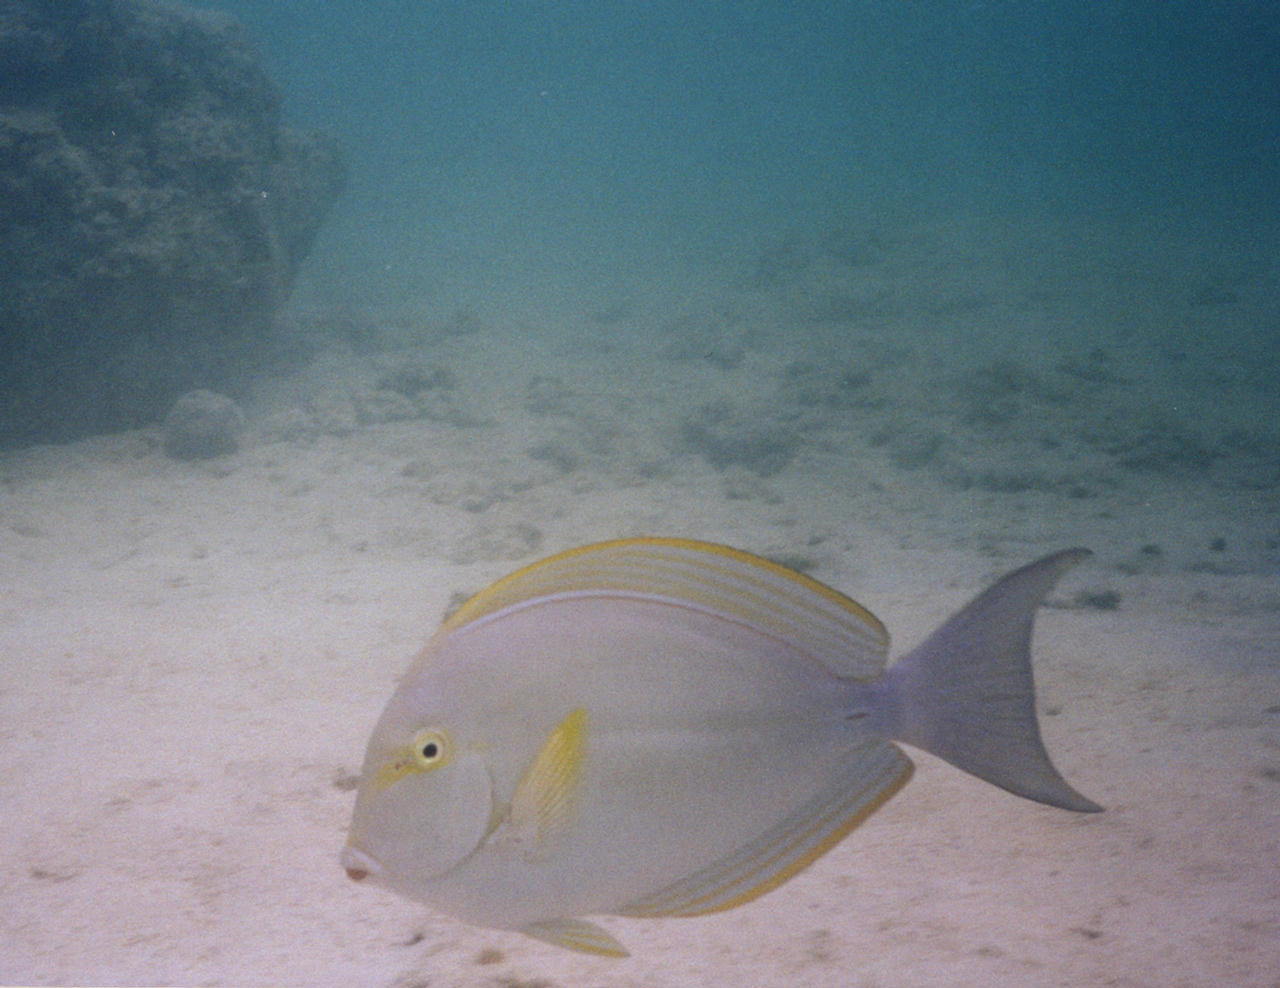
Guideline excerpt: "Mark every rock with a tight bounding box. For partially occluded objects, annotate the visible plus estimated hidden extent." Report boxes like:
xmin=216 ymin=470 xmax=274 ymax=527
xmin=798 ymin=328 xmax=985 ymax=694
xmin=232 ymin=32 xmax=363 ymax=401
xmin=162 ymin=388 xmax=244 ymax=459
xmin=0 ymin=0 xmax=346 ymax=448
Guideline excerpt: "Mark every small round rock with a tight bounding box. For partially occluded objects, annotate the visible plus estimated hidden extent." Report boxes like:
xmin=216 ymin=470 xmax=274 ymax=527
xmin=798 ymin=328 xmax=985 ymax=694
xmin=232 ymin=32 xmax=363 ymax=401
xmin=163 ymin=389 xmax=246 ymax=460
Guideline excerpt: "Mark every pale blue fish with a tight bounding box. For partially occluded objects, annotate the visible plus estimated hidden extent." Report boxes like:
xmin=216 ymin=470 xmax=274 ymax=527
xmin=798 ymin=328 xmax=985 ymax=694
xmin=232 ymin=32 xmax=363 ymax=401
xmin=342 ymin=538 xmax=1100 ymax=957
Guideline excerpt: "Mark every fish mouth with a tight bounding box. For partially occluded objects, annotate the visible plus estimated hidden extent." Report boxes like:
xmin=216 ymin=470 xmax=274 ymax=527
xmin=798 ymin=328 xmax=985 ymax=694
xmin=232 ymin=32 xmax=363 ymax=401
xmin=341 ymin=844 xmax=382 ymax=883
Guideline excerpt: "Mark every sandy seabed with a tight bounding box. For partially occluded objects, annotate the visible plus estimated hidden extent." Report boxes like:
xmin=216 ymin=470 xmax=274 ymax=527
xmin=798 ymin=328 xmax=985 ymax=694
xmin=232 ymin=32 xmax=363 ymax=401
xmin=2 ymin=214 xmax=1278 ymax=987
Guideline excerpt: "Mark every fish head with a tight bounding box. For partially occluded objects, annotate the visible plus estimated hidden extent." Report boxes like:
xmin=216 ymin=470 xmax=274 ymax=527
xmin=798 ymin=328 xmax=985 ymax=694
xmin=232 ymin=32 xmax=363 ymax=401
xmin=343 ymin=686 xmax=493 ymax=896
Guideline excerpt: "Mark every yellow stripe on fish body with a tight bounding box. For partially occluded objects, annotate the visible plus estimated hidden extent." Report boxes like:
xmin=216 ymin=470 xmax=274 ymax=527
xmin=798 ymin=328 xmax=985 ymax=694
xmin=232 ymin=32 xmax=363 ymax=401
xmin=343 ymin=538 xmax=1100 ymax=957
xmin=444 ymin=537 xmax=890 ymax=678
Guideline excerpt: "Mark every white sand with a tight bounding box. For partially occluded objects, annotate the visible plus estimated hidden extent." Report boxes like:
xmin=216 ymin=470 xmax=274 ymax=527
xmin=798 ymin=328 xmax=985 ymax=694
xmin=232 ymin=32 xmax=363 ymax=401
xmin=2 ymin=215 xmax=1278 ymax=987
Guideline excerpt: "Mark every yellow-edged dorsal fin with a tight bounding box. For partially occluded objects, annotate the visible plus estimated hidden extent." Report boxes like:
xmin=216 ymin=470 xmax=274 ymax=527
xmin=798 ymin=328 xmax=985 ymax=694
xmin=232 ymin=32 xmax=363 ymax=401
xmin=503 ymin=708 xmax=588 ymax=856
xmin=522 ymin=917 xmax=630 ymax=957
xmin=618 ymin=740 xmax=913 ymax=918
xmin=444 ymin=538 xmax=890 ymax=679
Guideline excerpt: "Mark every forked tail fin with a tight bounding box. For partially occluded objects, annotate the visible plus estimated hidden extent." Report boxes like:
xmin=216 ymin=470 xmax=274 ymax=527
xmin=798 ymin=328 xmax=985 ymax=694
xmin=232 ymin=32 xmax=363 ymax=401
xmin=883 ymin=549 xmax=1102 ymax=813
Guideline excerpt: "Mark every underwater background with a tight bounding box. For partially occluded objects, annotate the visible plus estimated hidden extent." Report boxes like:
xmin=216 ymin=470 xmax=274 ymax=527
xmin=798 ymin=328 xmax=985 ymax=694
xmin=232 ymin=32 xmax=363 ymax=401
xmin=212 ymin=1 xmax=1279 ymax=305
xmin=3 ymin=3 xmax=1280 ymax=986
xmin=206 ymin=0 xmax=1280 ymax=534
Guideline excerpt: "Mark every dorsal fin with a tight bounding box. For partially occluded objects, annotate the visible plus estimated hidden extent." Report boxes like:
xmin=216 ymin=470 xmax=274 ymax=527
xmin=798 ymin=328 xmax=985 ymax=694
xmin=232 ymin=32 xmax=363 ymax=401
xmin=444 ymin=537 xmax=890 ymax=678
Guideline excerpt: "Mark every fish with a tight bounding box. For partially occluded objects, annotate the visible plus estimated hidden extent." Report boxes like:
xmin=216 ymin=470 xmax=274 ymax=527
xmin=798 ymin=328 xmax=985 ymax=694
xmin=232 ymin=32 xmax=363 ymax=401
xmin=341 ymin=537 xmax=1100 ymax=957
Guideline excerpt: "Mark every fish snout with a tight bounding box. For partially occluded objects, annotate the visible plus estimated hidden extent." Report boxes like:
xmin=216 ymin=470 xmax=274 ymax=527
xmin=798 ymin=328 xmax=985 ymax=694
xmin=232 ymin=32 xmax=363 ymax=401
xmin=341 ymin=844 xmax=381 ymax=883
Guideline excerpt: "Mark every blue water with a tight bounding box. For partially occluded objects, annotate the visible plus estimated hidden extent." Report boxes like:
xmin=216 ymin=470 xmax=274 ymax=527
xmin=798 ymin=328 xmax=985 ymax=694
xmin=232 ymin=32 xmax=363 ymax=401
xmin=5 ymin=8 xmax=1280 ymax=983
xmin=206 ymin=1 xmax=1280 ymax=309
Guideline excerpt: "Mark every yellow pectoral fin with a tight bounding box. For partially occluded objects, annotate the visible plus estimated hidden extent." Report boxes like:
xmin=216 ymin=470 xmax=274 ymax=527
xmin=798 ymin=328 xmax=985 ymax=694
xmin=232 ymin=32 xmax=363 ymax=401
xmin=507 ymin=707 xmax=588 ymax=851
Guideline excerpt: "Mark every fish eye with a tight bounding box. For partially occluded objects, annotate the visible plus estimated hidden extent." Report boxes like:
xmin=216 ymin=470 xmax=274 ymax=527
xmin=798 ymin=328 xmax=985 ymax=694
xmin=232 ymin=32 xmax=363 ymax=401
xmin=411 ymin=729 xmax=449 ymax=769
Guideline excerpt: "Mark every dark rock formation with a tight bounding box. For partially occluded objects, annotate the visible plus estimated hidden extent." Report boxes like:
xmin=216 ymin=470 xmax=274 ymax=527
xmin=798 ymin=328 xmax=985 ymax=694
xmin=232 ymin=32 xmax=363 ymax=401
xmin=0 ymin=0 xmax=346 ymax=447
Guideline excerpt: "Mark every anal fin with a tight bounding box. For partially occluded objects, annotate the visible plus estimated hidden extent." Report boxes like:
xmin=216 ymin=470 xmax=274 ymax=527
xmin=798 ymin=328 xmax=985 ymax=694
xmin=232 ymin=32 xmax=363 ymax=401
xmin=620 ymin=740 xmax=911 ymax=917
